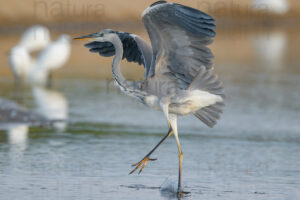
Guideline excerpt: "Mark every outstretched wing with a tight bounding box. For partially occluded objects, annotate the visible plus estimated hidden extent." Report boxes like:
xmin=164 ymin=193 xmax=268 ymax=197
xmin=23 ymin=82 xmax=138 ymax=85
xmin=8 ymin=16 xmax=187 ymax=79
xmin=142 ymin=2 xmax=216 ymax=88
xmin=85 ymin=32 xmax=152 ymax=77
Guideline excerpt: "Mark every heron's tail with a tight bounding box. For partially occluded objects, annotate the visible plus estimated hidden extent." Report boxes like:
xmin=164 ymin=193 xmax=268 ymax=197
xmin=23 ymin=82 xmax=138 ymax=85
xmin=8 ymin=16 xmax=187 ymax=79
xmin=193 ymin=102 xmax=224 ymax=128
xmin=188 ymin=66 xmax=225 ymax=128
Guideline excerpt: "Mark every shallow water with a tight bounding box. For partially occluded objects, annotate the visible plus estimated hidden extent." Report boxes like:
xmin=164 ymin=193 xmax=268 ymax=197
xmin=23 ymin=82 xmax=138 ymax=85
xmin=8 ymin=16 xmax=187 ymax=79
xmin=1 ymin=27 xmax=300 ymax=199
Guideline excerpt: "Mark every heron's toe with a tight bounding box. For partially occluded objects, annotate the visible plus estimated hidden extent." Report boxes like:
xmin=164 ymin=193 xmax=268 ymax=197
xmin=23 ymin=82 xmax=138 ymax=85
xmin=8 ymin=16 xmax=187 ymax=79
xmin=129 ymin=157 xmax=157 ymax=175
xmin=177 ymin=188 xmax=190 ymax=198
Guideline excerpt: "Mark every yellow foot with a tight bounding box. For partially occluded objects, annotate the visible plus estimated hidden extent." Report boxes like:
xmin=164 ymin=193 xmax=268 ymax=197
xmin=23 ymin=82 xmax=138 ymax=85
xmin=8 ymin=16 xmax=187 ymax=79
xmin=129 ymin=156 xmax=157 ymax=175
xmin=177 ymin=190 xmax=190 ymax=198
xmin=177 ymin=186 xmax=190 ymax=198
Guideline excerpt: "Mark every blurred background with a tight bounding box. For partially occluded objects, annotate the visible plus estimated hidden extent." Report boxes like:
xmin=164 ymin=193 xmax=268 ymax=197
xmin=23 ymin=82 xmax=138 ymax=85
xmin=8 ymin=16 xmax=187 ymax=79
xmin=0 ymin=0 xmax=299 ymax=200
xmin=1 ymin=0 xmax=300 ymax=79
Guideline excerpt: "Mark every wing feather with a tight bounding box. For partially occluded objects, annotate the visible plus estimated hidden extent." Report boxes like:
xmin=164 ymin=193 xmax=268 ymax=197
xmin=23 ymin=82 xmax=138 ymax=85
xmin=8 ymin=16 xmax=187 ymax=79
xmin=84 ymin=32 xmax=152 ymax=77
xmin=142 ymin=2 xmax=216 ymax=88
xmin=143 ymin=2 xmax=225 ymax=127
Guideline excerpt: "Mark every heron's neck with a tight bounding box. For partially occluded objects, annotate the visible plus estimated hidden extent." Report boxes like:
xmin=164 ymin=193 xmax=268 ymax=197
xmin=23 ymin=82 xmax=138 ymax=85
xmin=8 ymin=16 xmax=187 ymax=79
xmin=110 ymin=35 xmax=126 ymax=84
xmin=109 ymin=34 xmax=145 ymax=100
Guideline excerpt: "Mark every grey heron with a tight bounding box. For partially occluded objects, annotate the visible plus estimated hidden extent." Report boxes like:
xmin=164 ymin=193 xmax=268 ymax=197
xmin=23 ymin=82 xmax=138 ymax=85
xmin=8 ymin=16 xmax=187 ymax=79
xmin=75 ymin=0 xmax=225 ymax=194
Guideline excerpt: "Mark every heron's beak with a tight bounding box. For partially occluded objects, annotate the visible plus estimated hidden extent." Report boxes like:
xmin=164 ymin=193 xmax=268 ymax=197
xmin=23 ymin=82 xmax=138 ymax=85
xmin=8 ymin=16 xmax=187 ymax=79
xmin=73 ymin=33 xmax=101 ymax=40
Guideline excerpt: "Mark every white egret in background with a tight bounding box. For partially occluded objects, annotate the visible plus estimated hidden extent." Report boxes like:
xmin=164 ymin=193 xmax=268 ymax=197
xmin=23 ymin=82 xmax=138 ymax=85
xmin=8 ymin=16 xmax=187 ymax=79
xmin=27 ymin=34 xmax=71 ymax=85
xmin=252 ymin=0 xmax=289 ymax=14
xmin=9 ymin=25 xmax=50 ymax=82
xmin=32 ymin=86 xmax=68 ymax=131
xmin=253 ymin=31 xmax=286 ymax=70
xmin=8 ymin=45 xmax=33 ymax=81
xmin=19 ymin=25 xmax=51 ymax=52
xmin=9 ymin=28 xmax=71 ymax=85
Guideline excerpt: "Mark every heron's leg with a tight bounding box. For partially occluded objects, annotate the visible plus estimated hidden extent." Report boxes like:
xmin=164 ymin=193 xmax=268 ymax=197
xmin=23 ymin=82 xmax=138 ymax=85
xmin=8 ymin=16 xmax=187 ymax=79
xmin=169 ymin=114 xmax=186 ymax=196
xmin=129 ymin=125 xmax=173 ymax=175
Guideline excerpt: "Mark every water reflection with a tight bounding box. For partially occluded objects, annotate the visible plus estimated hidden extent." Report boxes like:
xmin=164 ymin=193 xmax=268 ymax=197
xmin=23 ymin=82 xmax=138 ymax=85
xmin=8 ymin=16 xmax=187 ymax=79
xmin=1 ymin=25 xmax=300 ymax=200
xmin=6 ymin=124 xmax=28 ymax=152
xmin=253 ymin=31 xmax=286 ymax=70
xmin=0 ymin=97 xmax=33 ymax=154
xmin=0 ymin=98 xmax=30 ymax=158
xmin=0 ymin=97 xmax=46 ymax=128
xmin=32 ymin=86 xmax=68 ymax=131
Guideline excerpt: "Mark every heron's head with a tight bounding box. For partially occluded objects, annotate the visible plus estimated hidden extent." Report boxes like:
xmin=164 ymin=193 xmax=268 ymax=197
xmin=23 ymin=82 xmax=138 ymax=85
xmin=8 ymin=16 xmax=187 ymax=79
xmin=74 ymin=29 xmax=116 ymax=42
